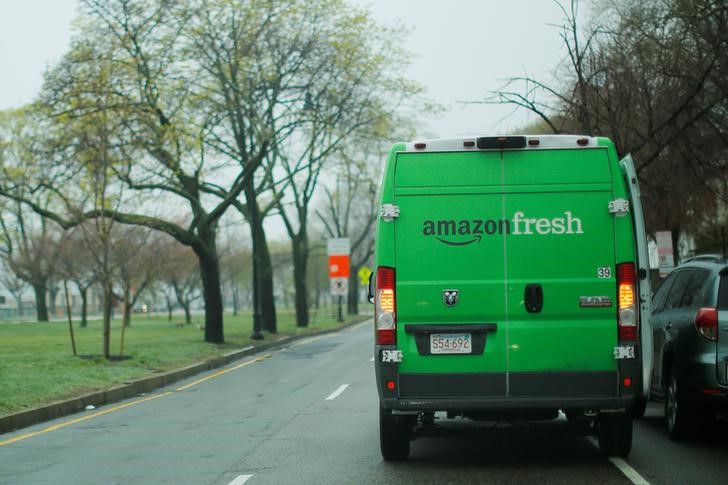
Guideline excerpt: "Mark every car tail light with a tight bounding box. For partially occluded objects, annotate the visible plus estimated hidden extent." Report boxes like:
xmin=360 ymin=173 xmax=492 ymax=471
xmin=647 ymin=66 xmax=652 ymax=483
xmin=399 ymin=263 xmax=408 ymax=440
xmin=694 ymin=307 xmax=718 ymax=341
xmin=617 ymin=263 xmax=637 ymax=341
xmin=375 ymin=267 xmax=396 ymax=345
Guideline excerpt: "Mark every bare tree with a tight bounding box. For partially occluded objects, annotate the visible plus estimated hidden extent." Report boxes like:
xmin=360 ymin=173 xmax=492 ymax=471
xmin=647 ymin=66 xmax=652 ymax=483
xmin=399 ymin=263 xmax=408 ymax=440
xmin=0 ymin=259 xmax=29 ymax=319
xmin=58 ymin=229 xmax=98 ymax=328
xmin=159 ymin=242 xmax=201 ymax=325
xmin=0 ymin=200 xmax=65 ymax=322
xmin=478 ymin=0 xmax=728 ymax=249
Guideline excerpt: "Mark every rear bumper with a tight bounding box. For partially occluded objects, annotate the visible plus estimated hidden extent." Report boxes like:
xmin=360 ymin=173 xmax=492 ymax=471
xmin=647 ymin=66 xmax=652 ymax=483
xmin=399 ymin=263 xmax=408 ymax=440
xmin=679 ymin=360 xmax=728 ymax=409
xmin=381 ymin=396 xmax=632 ymax=412
xmin=376 ymin=366 xmax=634 ymax=412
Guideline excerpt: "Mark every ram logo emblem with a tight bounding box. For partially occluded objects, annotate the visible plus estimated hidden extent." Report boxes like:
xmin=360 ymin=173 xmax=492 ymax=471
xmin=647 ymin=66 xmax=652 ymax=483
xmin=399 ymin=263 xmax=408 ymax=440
xmin=443 ymin=289 xmax=459 ymax=307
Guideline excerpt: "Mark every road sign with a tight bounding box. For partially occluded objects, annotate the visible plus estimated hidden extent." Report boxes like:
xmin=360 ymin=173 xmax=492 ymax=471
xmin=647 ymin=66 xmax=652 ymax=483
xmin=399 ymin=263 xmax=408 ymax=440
xmin=327 ymin=238 xmax=350 ymax=255
xmin=328 ymin=254 xmax=350 ymax=278
xmin=330 ymin=277 xmax=348 ymax=296
xmin=328 ymin=238 xmax=350 ymax=299
xmin=358 ymin=266 xmax=372 ymax=285
xmin=656 ymin=230 xmax=675 ymax=277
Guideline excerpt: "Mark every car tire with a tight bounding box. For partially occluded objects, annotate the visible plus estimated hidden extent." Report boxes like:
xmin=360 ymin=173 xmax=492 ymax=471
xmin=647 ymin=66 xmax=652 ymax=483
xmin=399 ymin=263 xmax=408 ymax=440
xmin=632 ymin=395 xmax=648 ymax=419
xmin=379 ymin=405 xmax=412 ymax=461
xmin=598 ymin=411 xmax=632 ymax=457
xmin=665 ymin=365 xmax=694 ymax=441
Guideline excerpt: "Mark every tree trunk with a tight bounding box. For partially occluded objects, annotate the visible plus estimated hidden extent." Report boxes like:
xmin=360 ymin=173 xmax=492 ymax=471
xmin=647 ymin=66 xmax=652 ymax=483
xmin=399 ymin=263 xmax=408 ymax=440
xmin=33 ymin=283 xmax=49 ymax=322
xmin=102 ymin=282 xmax=113 ymax=359
xmin=232 ymin=282 xmax=239 ymax=316
xmin=122 ymin=284 xmax=132 ymax=328
xmin=49 ymin=285 xmax=59 ymax=316
xmin=347 ymin=269 xmax=359 ymax=315
xmin=79 ymin=287 xmax=88 ymax=328
xmin=183 ymin=302 xmax=192 ymax=325
xmin=245 ymin=186 xmax=277 ymax=333
xmin=15 ymin=296 xmax=23 ymax=320
xmin=292 ymin=235 xmax=310 ymax=327
xmin=193 ymin=235 xmax=225 ymax=344
xmin=671 ymin=226 xmax=681 ymax=264
xmin=166 ymin=295 xmax=173 ymax=322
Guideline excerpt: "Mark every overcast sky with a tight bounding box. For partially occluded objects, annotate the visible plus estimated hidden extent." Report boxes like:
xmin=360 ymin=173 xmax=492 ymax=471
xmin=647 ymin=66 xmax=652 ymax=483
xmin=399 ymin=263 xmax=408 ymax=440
xmin=0 ymin=0 xmax=570 ymax=137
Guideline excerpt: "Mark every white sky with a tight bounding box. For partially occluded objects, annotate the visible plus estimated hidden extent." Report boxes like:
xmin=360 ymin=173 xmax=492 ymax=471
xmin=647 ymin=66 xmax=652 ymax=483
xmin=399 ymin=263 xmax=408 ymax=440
xmin=0 ymin=0 xmax=569 ymax=136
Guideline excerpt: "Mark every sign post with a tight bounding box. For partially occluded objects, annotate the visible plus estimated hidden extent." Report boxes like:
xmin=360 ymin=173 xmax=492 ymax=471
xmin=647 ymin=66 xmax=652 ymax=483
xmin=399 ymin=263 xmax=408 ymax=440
xmin=327 ymin=238 xmax=350 ymax=323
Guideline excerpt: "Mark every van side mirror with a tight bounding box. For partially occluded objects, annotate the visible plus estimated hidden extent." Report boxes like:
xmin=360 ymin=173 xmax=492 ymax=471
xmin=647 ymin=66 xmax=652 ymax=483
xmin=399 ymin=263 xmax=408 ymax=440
xmin=368 ymin=272 xmax=375 ymax=304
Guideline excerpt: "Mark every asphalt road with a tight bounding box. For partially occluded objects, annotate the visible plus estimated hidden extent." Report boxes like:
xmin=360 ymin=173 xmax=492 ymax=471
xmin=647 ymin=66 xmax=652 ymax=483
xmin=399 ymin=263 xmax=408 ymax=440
xmin=2 ymin=320 xmax=728 ymax=484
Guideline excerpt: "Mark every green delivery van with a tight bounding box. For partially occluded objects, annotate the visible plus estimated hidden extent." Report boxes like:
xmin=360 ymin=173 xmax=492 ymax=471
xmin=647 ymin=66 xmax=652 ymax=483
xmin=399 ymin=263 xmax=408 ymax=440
xmin=370 ymin=135 xmax=652 ymax=460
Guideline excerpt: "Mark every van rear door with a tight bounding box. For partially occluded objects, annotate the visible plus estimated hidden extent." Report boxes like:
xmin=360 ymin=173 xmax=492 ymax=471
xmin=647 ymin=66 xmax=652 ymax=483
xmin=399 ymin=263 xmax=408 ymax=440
xmin=502 ymin=148 xmax=619 ymax=396
xmin=393 ymin=151 xmax=508 ymax=398
xmin=620 ymin=154 xmax=653 ymax=398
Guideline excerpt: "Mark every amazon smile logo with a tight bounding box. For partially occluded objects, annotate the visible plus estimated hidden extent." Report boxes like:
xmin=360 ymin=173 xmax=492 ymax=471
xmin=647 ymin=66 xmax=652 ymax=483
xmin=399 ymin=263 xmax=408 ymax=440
xmin=423 ymin=219 xmax=510 ymax=246
xmin=422 ymin=211 xmax=583 ymax=246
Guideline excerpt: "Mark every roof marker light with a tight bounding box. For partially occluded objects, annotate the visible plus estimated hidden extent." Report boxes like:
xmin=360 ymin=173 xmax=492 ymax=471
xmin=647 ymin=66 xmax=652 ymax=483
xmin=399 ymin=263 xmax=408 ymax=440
xmin=577 ymin=138 xmax=589 ymax=146
xmin=528 ymin=139 xmax=540 ymax=147
xmin=414 ymin=142 xmax=426 ymax=150
xmin=463 ymin=140 xmax=475 ymax=148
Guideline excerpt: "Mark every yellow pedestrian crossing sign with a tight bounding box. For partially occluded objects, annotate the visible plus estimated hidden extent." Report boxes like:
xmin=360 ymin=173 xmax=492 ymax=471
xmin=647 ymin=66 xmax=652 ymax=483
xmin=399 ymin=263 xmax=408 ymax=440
xmin=358 ymin=266 xmax=372 ymax=285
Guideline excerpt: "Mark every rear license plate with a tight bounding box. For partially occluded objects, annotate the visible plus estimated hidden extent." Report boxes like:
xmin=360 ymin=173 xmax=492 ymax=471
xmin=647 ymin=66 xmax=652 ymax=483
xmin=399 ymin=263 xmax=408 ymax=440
xmin=430 ymin=333 xmax=472 ymax=354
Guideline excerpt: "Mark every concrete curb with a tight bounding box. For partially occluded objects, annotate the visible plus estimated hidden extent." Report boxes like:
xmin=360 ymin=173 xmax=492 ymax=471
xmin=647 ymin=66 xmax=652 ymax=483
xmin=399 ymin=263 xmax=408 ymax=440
xmin=0 ymin=318 xmax=371 ymax=435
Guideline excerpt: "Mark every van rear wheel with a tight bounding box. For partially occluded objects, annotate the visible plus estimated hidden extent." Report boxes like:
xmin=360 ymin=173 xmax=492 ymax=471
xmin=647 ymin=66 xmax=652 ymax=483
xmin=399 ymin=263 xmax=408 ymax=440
xmin=665 ymin=365 xmax=695 ymax=441
xmin=379 ymin=405 xmax=412 ymax=461
xmin=598 ymin=411 xmax=632 ymax=457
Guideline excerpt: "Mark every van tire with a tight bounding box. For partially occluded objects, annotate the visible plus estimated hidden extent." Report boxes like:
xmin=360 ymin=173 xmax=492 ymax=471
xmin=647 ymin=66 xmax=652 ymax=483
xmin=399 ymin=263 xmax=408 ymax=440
xmin=379 ymin=405 xmax=411 ymax=461
xmin=665 ymin=365 xmax=694 ymax=441
xmin=598 ymin=412 xmax=632 ymax=457
xmin=632 ymin=395 xmax=648 ymax=419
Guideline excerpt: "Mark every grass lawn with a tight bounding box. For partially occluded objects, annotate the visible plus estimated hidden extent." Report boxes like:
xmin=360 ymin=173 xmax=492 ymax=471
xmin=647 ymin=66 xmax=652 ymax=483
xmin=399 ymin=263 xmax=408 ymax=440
xmin=0 ymin=307 xmax=371 ymax=416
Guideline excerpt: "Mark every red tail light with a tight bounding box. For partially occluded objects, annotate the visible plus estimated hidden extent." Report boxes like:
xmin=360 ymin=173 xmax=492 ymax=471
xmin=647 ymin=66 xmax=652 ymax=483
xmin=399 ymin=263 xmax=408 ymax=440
xmin=617 ymin=263 xmax=637 ymax=341
xmin=375 ymin=267 xmax=396 ymax=345
xmin=694 ymin=307 xmax=718 ymax=341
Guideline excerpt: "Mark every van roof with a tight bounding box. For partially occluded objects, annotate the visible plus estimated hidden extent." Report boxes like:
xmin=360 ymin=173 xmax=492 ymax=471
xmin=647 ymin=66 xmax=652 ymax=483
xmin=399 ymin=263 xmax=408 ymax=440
xmin=402 ymin=135 xmax=600 ymax=152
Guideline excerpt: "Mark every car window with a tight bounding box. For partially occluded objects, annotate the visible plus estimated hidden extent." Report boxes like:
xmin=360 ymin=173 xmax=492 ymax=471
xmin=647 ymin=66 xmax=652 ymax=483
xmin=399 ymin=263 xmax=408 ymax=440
xmin=680 ymin=269 xmax=710 ymax=308
xmin=652 ymin=272 xmax=677 ymax=313
xmin=663 ymin=270 xmax=693 ymax=311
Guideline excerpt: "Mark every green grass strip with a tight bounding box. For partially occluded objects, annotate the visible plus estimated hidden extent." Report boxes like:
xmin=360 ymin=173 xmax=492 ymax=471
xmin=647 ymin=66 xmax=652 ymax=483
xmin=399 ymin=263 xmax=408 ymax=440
xmin=0 ymin=308 xmax=370 ymax=416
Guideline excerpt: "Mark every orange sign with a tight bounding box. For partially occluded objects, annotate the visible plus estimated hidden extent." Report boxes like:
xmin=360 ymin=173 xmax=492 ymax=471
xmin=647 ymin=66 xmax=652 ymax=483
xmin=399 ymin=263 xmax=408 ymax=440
xmin=328 ymin=255 xmax=350 ymax=278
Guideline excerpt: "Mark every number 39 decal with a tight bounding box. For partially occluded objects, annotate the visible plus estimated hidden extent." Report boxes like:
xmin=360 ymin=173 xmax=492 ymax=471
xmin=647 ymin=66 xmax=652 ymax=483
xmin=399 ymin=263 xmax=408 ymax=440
xmin=597 ymin=267 xmax=612 ymax=279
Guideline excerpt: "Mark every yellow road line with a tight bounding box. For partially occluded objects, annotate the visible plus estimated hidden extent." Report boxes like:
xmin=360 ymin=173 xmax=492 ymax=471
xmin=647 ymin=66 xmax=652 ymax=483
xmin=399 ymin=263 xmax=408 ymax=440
xmin=0 ymin=392 xmax=173 ymax=447
xmin=175 ymin=354 xmax=271 ymax=391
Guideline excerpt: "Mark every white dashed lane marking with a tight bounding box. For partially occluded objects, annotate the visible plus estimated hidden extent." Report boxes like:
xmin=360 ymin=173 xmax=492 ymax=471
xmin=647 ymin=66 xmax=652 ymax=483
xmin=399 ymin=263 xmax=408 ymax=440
xmin=587 ymin=437 xmax=650 ymax=484
xmin=228 ymin=474 xmax=253 ymax=485
xmin=325 ymin=384 xmax=350 ymax=401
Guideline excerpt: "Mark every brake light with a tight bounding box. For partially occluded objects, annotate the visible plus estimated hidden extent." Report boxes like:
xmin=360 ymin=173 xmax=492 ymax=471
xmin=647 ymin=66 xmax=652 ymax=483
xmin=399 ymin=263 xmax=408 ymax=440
xmin=694 ymin=307 xmax=718 ymax=341
xmin=617 ymin=263 xmax=637 ymax=341
xmin=375 ymin=267 xmax=396 ymax=345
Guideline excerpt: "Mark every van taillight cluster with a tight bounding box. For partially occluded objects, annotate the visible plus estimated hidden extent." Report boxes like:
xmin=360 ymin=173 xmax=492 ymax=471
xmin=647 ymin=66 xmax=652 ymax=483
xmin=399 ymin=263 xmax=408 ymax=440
xmin=694 ymin=307 xmax=718 ymax=341
xmin=375 ymin=267 xmax=397 ymax=345
xmin=617 ymin=263 xmax=637 ymax=341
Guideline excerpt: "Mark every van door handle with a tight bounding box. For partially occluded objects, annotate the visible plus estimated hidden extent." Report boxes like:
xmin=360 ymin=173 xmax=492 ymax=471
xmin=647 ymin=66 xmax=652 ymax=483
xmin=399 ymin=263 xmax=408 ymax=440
xmin=524 ymin=284 xmax=543 ymax=313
